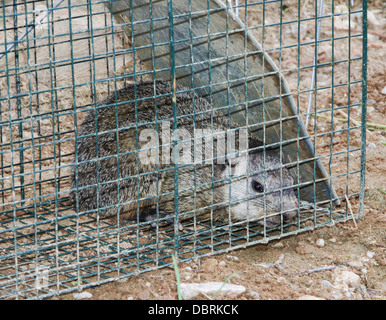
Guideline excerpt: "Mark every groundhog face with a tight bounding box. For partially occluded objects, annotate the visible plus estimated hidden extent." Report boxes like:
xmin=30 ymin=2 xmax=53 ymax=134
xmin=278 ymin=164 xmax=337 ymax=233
xmin=223 ymin=149 xmax=298 ymax=227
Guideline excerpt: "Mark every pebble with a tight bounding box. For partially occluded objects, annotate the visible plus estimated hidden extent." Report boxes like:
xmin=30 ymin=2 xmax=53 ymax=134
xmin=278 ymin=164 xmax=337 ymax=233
xmin=382 ymin=282 xmax=386 ymax=294
xmin=249 ymin=291 xmax=260 ymax=300
xmin=359 ymin=285 xmax=370 ymax=299
xmin=226 ymin=255 xmax=239 ymax=261
xmin=361 ymin=257 xmax=370 ymax=263
xmin=366 ymin=251 xmax=375 ymax=259
xmin=218 ymin=261 xmax=226 ymax=268
xmin=138 ymin=289 xmax=151 ymax=300
xmin=277 ymin=277 xmax=287 ymax=284
xmin=348 ymin=261 xmax=364 ymax=269
xmin=367 ymin=98 xmax=376 ymax=105
xmin=73 ymin=291 xmax=93 ymax=300
xmin=334 ymin=270 xmax=361 ymax=289
xmin=184 ymin=274 xmax=192 ymax=281
xmin=329 ymin=238 xmax=337 ymax=243
xmin=381 ymin=86 xmax=386 ymax=95
xmin=321 ymin=280 xmax=335 ymax=288
xmin=272 ymin=242 xmax=284 ymax=249
xmin=369 ymin=10 xmax=381 ymax=26
xmin=316 ymin=239 xmax=325 ymax=247
xmin=180 ymin=282 xmax=246 ymax=300
xmin=367 ymin=143 xmax=376 ymax=148
xmin=254 ymin=262 xmax=275 ymax=268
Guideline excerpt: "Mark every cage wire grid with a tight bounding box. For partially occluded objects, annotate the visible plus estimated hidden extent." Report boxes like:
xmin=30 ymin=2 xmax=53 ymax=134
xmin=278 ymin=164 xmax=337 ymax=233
xmin=0 ymin=0 xmax=367 ymax=299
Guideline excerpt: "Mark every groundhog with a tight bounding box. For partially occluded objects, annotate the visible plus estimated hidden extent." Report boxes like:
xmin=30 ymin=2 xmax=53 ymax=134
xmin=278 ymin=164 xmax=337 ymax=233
xmin=70 ymin=80 xmax=298 ymax=227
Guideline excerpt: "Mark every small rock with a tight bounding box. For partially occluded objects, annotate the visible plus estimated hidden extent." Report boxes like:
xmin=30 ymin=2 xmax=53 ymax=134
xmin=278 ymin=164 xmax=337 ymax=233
xmin=359 ymin=285 xmax=370 ymax=299
xmin=127 ymin=296 xmax=134 ymax=300
xmin=218 ymin=261 xmax=226 ymax=268
xmin=348 ymin=261 xmax=363 ymax=269
xmin=382 ymin=86 xmax=386 ymax=95
xmin=249 ymin=291 xmax=260 ymax=300
xmin=273 ymin=242 xmax=284 ymax=249
xmin=366 ymin=251 xmax=375 ymax=259
xmin=298 ymin=295 xmax=325 ymax=300
xmin=184 ymin=274 xmax=192 ymax=281
xmin=344 ymin=290 xmax=353 ymax=298
xmin=145 ymin=282 xmax=151 ymax=287
xmin=367 ymin=143 xmax=376 ymax=148
xmin=361 ymin=257 xmax=370 ymax=263
xmin=226 ymin=255 xmax=239 ymax=261
xmin=254 ymin=262 xmax=275 ymax=268
xmin=335 ymin=270 xmax=361 ymax=289
xmin=332 ymin=292 xmax=344 ymax=300
xmin=180 ymin=282 xmax=246 ymax=300
xmin=367 ymin=10 xmax=381 ymax=29
xmin=138 ymin=289 xmax=151 ymax=300
xmin=382 ymin=281 xmax=386 ymax=294
xmin=321 ymin=280 xmax=335 ymax=288
xmin=329 ymin=238 xmax=337 ymax=243
xmin=316 ymin=239 xmax=325 ymax=247
xmin=73 ymin=291 xmax=93 ymax=300
xmin=277 ymin=277 xmax=287 ymax=284
xmin=367 ymin=98 xmax=376 ymax=105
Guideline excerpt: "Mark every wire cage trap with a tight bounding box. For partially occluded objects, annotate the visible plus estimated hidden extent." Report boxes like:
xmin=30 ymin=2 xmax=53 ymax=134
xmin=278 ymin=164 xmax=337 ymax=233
xmin=0 ymin=0 xmax=367 ymax=299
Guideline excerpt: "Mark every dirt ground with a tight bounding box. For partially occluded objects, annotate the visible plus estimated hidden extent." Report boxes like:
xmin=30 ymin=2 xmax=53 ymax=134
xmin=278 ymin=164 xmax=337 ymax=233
xmin=53 ymin=0 xmax=385 ymax=301
xmin=0 ymin=0 xmax=384 ymax=300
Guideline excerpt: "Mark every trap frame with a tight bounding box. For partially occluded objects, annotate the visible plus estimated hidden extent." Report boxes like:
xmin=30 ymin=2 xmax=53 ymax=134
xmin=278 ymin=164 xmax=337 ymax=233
xmin=0 ymin=0 xmax=367 ymax=299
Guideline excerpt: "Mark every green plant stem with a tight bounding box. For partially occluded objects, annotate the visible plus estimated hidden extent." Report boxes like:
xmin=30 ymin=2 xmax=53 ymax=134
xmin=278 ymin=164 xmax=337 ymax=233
xmin=172 ymin=254 xmax=182 ymax=300
xmin=211 ymin=272 xmax=240 ymax=300
xmin=377 ymin=188 xmax=386 ymax=195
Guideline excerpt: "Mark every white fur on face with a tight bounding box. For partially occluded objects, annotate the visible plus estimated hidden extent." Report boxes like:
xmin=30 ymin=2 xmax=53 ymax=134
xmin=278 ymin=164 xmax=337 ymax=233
xmin=222 ymin=152 xmax=298 ymax=223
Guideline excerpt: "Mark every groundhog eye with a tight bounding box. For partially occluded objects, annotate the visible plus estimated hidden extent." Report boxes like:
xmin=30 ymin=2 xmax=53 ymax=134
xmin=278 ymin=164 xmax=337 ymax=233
xmin=252 ymin=180 xmax=264 ymax=193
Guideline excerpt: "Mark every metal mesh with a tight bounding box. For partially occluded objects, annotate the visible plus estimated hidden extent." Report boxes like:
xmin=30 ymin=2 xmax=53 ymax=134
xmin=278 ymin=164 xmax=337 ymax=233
xmin=0 ymin=0 xmax=367 ymax=299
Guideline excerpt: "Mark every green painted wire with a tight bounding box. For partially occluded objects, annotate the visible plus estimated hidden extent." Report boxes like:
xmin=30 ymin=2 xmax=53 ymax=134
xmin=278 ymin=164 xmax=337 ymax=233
xmin=328 ymin=0 xmax=336 ymax=224
xmin=87 ymin=0 xmax=104 ymax=286
xmin=0 ymin=0 xmax=368 ymax=299
xmin=359 ymin=0 xmax=367 ymax=219
xmin=167 ymin=0 xmax=181 ymax=258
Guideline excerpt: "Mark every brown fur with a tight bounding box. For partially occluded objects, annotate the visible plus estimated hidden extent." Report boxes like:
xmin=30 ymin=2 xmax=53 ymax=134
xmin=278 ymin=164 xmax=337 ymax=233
xmin=71 ymin=80 xmax=298 ymax=226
